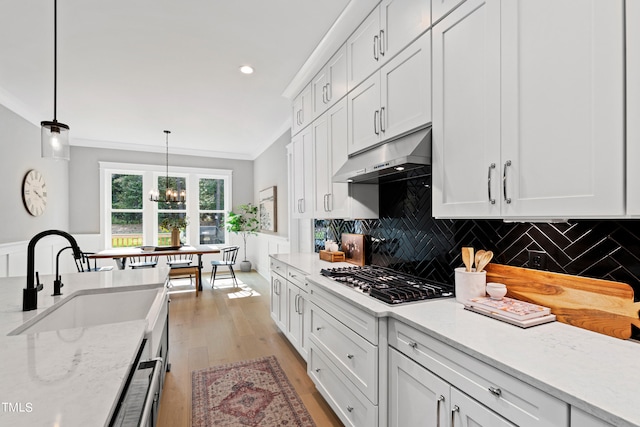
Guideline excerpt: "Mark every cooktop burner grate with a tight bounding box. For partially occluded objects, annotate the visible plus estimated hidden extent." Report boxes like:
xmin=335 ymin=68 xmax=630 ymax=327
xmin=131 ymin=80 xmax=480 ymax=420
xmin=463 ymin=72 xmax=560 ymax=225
xmin=320 ymin=265 xmax=454 ymax=304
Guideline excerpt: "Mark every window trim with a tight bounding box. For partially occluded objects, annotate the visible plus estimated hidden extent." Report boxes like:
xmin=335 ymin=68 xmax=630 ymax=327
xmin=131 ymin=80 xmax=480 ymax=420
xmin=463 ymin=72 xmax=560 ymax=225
xmin=100 ymin=162 xmax=232 ymax=249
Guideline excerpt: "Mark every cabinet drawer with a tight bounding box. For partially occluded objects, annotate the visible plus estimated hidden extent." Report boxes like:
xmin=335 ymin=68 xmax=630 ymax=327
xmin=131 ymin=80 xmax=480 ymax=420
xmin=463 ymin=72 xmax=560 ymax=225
xmin=270 ymin=258 xmax=287 ymax=278
xmin=310 ymin=303 xmax=378 ymax=404
xmin=287 ymin=266 xmax=307 ymax=290
xmin=308 ymin=343 xmax=378 ymax=427
xmin=389 ymin=319 xmax=568 ymax=427
xmin=309 ymin=282 xmax=378 ymax=344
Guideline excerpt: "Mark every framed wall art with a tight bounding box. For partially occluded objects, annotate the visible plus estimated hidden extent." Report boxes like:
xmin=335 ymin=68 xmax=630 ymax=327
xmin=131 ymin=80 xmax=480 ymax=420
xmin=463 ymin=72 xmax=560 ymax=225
xmin=259 ymin=186 xmax=277 ymax=232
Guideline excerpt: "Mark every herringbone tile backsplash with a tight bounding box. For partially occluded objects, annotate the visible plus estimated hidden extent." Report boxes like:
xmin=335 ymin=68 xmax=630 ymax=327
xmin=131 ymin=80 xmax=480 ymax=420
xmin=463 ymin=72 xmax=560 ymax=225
xmin=315 ymin=173 xmax=640 ymax=301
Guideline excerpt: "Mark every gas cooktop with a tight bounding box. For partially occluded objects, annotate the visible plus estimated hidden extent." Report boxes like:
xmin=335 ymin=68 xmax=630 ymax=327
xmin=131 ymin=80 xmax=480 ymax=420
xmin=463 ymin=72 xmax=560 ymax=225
xmin=320 ymin=265 xmax=454 ymax=305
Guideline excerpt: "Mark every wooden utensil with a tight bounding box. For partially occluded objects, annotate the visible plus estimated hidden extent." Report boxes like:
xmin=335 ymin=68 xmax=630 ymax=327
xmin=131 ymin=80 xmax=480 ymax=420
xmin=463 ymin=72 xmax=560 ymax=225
xmin=461 ymin=247 xmax=474 ymax=272
xmin=475 ymin=250 xmax=493 ymax=273
xmin=485 ymin=263 xmax=640 ymax=340
xmin=474 ymin=250 xmax=486 ymax=271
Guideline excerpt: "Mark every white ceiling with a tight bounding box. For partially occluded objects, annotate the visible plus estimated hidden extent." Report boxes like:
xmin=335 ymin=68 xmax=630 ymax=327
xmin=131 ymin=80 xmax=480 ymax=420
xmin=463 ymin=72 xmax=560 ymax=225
xmin=0 ymin=0 xmax=350 ymax=159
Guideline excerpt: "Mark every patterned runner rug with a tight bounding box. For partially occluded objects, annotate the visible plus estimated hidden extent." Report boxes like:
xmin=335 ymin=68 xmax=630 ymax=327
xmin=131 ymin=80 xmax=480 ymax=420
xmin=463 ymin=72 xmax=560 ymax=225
xmin=192 ymin=355 xmax=316 ymax=426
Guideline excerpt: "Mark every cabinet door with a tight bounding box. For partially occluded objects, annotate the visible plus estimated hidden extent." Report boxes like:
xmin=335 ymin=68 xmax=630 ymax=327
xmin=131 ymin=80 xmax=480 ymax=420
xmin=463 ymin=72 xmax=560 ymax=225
xmin=292 ymin=83 xmax=312 ymax=135
xmin=432 ymin=0 xmax=501 ymax=218
xmin=348 ymin=72 xmax=381 ymax=155
xmin=347 ymin=6 xmax=381 ymax=91
xmin=432 ymin=0 xmax=468 ymax=25
xmin=285 ymin=282 xmax=303 ymax=353
xmin=314 ymin=99 xmax=350 ymax=219
xmin=628 ymin=0 xmax=640 ymax=215
xmin=270 ymin=274 xmax=285 ymax=331
xmin=380 ymin=30 xmax=431 ymax=142
xmin=291 ymin=126 xmax=314 ymax=218
xmin=570 ymin=407 xmax=615 ymax=427
xmin=451 ymin=387 xmax=516 ymax=427
xmin=326 ymin=45 xmax=348 ymax=109
xmin=312 ymin=68 xmax=329 ymax=120
xmin=380 ymin=0 xmax=431 ymax=62
xmin=500 ymin=0 xmax=624 ymax=218
xmin=389 ymin=348 xmax=449 ymax=427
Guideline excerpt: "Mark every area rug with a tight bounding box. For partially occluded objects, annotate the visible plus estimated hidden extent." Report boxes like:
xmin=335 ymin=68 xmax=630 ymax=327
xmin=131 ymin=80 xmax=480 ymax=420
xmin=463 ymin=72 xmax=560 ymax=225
xmin=192 ymin=355 xmax=316 ymax=427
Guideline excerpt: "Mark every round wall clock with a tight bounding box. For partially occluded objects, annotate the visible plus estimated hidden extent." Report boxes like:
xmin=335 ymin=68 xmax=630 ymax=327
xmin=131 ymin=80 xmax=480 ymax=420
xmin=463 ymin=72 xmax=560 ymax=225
xmin=22 ymin=169 xmax=47 ymax=216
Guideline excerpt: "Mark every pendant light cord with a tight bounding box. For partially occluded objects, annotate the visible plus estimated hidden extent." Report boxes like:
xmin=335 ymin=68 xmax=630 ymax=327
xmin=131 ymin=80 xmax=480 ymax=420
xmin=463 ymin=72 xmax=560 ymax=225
xmin=53 ymin=0 xmax=58 ymax=122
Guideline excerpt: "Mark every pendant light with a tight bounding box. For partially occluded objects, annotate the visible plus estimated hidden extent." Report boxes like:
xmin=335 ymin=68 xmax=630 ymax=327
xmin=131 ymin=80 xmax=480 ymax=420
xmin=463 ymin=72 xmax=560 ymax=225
xmin=41 ymin=0 xmax=70 ymax=160
xmin=149 ymin=130 xmax=186 ymax=204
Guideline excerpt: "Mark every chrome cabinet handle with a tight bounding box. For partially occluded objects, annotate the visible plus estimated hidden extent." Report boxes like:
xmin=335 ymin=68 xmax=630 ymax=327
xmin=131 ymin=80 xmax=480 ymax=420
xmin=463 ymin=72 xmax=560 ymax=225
xmin=298 ymin=296 xmax=304 ymax=314
xmin=379 ymin=30 xmax=385 ymax=56
xmin=503 ymin=160 xmax=512 ymax=204
xmin=373 ymin=34 xmax=379 ymax=61
xmin=347 ymin=354 xmax=354 ymax=359
xmin=437 ymin=395 xmax=445 ymax=427
xmin=323 ymin=194 xmax=328 ymax=212
xmin=347 ymin=406 xmax=354 ymax=413
xmin=488 ymin=386 xmax=502 ymax=397
xmin=408 ymin=341 xmax=418 ymax=348
xmin=488 ymin=163 xmax=496 ymax=204
xmin=380 ymin=106 xmax=385 ymax=132
xmin=326 ymin=82 xmax=331 ymax=102
xmin=374 ymin=110 xmax=379 ymax=135
xmin=451 ymin=405 xmax=460 ymax=427
xmin=294 ymin=294 xmax=299 ymax=314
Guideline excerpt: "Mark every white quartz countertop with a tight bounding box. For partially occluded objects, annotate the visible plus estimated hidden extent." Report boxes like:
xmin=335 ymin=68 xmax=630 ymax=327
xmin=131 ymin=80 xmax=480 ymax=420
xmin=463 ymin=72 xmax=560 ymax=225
xmin=0 ymin=268 xmax=169 ymax=426
xmin=274 ymin=253 xmax=640 ymax=427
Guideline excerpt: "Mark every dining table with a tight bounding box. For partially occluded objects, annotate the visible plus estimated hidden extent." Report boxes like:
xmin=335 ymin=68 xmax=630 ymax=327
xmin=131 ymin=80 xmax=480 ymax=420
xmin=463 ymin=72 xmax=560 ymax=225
xmin=88 ymin=245 xmax=220 ymax=291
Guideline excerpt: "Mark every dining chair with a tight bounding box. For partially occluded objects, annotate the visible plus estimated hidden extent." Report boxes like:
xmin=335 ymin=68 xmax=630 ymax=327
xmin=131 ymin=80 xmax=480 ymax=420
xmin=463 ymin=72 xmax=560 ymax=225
xmin=210 ymin=246 xmax=239 ymax=288
xmin=128 ymin=255 xmax=159 ymax=269
xmin=166 ymin=253 xmax=195 ymax=287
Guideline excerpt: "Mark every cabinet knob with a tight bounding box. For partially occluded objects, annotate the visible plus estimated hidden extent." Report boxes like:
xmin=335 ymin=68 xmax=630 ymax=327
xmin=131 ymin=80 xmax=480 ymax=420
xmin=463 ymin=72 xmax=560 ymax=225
xmin=347 ymin=406 xmax=354 ymax=413
xmin=316 ymin=326 xmax=323 ymax=331
xmin=488 ymin=386 xmax=502 ymax=397
xmin=315 ymin=368 xmax=321 ymax=373
xmin=347 ymin=354 xmax=354 ymax=359
xmin=408 ymin=341 xmax=418 ymax=348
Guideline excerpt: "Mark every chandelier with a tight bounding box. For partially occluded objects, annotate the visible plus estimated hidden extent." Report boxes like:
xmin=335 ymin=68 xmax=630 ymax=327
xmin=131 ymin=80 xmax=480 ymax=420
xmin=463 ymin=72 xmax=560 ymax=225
xmin=149 ymin=130 xmax=186 ymax=203
xmin=41 ymin=0 xmax=70 ymax=160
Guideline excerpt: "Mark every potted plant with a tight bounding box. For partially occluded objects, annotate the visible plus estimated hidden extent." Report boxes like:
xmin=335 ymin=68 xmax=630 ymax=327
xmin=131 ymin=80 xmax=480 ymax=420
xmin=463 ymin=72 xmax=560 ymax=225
xmin=160 ymin=216 xmax=189 ymax=247
xmin=226 ymin=203 xmax=259 ymax=271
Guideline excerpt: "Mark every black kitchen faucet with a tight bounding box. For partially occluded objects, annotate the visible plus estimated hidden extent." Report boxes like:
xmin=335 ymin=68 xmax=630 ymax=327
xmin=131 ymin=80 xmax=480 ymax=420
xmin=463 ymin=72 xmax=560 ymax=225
xmin=23 ymin=230 xmax=82 ymax=311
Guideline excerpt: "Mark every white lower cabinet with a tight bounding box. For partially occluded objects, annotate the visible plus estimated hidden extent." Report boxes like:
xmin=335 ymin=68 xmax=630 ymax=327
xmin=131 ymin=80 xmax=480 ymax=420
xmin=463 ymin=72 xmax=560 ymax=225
xmin=308 ymin=280 xmax=382 ymax=427
xmin=388 ymin=319 xmax=569 ymax=427
xmin=570 ymin=407 xmax=615 ymax=427
xmin=284 ymin=267 xmax=309 ymax=361
xmin=390 ymin=348 xmax=514 ymax=427
xmin=269 ymin=261 xmax=286 ymax=332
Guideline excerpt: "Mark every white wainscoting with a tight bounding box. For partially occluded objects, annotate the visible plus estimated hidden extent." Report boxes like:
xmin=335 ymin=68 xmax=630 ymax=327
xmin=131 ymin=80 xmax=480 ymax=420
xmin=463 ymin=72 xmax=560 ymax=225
xmin=0 ymin=234 xmax=104 ymax=279
xmin=253 ymin=233 xmax=290 ymax=280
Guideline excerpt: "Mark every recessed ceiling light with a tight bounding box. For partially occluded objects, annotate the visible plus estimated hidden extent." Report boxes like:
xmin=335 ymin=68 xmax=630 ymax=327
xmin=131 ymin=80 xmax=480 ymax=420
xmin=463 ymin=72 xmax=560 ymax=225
xmin=239 ymin=65 xmax=254 ymax=74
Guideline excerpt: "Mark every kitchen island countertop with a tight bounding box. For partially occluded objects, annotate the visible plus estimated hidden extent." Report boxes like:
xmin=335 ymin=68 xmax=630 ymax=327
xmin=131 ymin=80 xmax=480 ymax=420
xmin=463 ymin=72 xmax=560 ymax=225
xmin=274 ymin=253 xmax=640 ymax=427
xmin=0 ymin=267 xmax=168 ymax=426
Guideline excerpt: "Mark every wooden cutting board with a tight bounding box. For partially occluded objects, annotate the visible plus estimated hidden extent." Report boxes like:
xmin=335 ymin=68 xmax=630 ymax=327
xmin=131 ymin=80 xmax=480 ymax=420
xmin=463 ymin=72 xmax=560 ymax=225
xmin=485 ymin=263 xmax=640 ymax=339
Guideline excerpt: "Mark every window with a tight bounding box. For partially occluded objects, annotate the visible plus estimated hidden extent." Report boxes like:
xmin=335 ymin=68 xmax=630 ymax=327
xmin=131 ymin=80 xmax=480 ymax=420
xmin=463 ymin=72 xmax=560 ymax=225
xmin=199 ymin=178 xmax=226 ymax=244
xmin=101 ymin=162 xmax=232 ymax=249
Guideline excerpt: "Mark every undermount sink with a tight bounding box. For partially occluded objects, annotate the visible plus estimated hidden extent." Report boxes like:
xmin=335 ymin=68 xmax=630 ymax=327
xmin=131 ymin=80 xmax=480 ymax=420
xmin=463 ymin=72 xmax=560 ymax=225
xmin=9 ymin=286 xmax=167 ymax=339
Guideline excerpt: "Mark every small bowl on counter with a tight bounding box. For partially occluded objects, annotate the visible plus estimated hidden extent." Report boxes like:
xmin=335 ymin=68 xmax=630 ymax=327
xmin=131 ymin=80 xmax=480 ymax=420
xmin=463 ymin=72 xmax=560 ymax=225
xmin=486 ymin=282 xmax=507 ymax=300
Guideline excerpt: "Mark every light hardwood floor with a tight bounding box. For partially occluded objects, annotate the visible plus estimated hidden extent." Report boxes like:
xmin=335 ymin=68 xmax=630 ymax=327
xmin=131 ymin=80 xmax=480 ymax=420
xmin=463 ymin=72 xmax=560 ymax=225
xmin=156 ymin=271 xmax=343 ymax=427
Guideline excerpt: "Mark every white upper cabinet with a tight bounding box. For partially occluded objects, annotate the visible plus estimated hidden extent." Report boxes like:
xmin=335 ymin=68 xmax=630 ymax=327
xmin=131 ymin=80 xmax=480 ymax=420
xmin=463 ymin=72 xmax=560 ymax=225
xmin=312 ymin=45 xmax=348 ymax=120
xmin=627 ymin=0 xmax=640 ymax=216
xmin=314 ymin=99 xmax=379 ymax=219
xmin=292 ymin=83 xmax=312 ymax=136
xmin=291 ymin=125 xmax=314 ymax=219
xmin=348 ymin=30 xmax=431 ymax=155
xmin=432 ymin=0 xmax=468 ymax=25
xmin=433 ymin=0 xmax=625 ymax=219
xmin=347 ymin=0 xmax=431 ymax=92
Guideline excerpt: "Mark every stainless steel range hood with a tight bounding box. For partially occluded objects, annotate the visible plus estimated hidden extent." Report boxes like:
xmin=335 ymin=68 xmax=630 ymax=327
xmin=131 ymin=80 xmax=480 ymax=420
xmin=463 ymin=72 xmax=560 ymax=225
xmin=333 ymin=125 xmax=432 ymax=183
